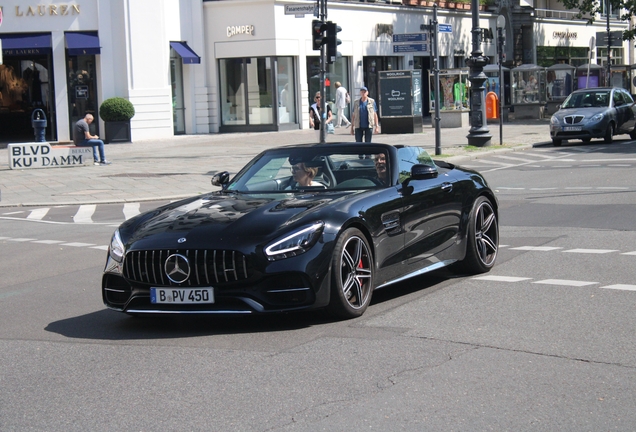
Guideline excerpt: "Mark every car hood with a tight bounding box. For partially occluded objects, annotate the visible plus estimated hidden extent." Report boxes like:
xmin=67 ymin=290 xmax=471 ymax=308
xmin=553 ymin=107 xmax=608 ymax=119
xmin=121 ymin=191 xmax=353 ymax=250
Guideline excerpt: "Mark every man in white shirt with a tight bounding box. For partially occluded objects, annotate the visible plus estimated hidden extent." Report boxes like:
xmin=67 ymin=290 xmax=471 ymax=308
xmin=334 ymin=82 xmax=351 ymax=128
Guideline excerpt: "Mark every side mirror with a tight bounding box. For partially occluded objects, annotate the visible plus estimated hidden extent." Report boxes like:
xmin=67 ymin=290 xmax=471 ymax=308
xmin=410 ymin=164 xmax=438 ymax=180
xmin=211 ymin=171 xmax=230 ymax=188
xmin=615 ymin=100 xmax=624 ymax=107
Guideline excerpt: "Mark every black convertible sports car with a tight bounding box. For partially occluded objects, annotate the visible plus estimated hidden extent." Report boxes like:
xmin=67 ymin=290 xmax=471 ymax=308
xmin=103 ymin=143 xmax=499 ymax=318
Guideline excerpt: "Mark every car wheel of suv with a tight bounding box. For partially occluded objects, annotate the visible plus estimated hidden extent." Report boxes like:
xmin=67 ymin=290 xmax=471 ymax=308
xmin=604 ymin=123 xmax=614 ymax=143
xmin=552 ymin=138 xmax=562 ymax=146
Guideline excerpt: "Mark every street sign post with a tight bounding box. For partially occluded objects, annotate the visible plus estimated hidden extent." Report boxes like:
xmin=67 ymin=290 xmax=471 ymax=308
xmin=392 ymin=43 xmax=428 ymax=53
xmin=393 ymin=33 xmax=427 ymax=43
xmin=438 ymin=23 xmax=452 ymax=33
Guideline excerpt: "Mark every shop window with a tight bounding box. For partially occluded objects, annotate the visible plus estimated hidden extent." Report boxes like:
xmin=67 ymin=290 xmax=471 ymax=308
xmin=66 ymin=55 xmax=98 ymax=136
xmin=306 ymin=56 xmax=350 ymax=119
xmin=170 ymin=54 xmax=186 ymax=134
xmin=277 ymin=57 xmax=296 ymax=124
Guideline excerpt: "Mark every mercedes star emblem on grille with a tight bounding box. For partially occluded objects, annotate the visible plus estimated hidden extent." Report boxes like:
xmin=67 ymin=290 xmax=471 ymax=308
xmin=164 ymin=254 xmax=190 ymax=284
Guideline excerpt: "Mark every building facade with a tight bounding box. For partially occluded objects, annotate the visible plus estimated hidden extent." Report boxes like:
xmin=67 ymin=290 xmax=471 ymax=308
xmin=0 ymin=0 xmax=631 ymax=143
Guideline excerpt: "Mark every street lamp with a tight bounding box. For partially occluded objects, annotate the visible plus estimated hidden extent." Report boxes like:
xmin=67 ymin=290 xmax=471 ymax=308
xmin=496 ymin=15 xmax=505 ymax=146
xmin=466 ymin=0 xmax=492 ymax=147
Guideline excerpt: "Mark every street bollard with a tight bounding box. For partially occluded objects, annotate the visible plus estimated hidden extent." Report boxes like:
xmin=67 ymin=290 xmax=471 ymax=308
xmin=31 ymin=109 xmax=47 ymax=142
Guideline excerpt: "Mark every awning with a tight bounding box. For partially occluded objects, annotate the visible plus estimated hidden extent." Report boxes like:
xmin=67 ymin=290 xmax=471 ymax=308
xmin=1 ymin=33 xmax=52 ymax=54
xmin=65 ymin=32 xmax=101 ymax=56
xmin=170 ymin=41 xmax=200 ymax=64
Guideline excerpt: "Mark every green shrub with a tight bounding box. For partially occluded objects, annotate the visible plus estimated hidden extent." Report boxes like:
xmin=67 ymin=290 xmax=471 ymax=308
xmin=99 ymin=97 xmax=135 ymax=122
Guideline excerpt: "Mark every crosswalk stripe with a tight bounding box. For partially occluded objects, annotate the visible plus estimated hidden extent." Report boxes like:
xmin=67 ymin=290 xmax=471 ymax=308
xmin=123 ymin=203 xmax=141 ymax=220
xmin=601 ymin=284 xmax=636 ymax=291
xmin=510 ymin=246 xmax=562 ymax=251
xmin=473 ymin=160 xmax=514 ymax=166
xmin=31 ymin=240 xmax=65 ymax=244
xmin=7 ymin=238 xmax=36 ymax=242
xmin=90 ymin=245 xmax=109 ymax=251
xmin=621 ymin=251 xmax=636 ymax=256
xmin=60 ymin=242 xmax=96 ymax=247
xmin=533 ymin=279 xmax=597 ymax=287
xmin=73 ymin=204 xmax=96 ymax=223
xmin=563 ymin=249 xmax=618 ymax=254
xmin=491 ymin=155 xmax=541 ymax=163
xmin=26 ymin=208 xmax=50 ymax=220
xmin=472 ymin=276 xmax=532 ymax=282
xmin=2 ymin=211 xmax=25 ymax=215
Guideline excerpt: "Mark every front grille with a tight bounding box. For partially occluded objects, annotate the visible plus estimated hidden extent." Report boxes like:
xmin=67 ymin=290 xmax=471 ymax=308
xmin=123 ymin=249 xmax=250 ymax=287
xmin=565 ymin=115 xmax=584 ymax=124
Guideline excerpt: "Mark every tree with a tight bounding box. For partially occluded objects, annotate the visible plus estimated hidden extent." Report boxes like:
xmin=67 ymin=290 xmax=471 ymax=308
xmin=558 ymin=0 xmax=636 ymax=40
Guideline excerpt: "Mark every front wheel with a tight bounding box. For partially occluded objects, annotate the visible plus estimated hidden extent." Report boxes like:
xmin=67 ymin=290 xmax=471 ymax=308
xmin=453 ymin=196 xmax=499 ymax=275
xmin=629 ymin=127 xmax=636 ymax=140
xmin=552 ymin=138 xmax=562 ymax=146
xmin=328 ymin=228 xmax=374 ymax=319
xmin=604 ymin=123 xmax=614 ymax=143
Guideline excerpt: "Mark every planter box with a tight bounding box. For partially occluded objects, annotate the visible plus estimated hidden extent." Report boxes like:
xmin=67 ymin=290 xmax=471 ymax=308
xmin=104 ymin=121 xmax=131 ymax=143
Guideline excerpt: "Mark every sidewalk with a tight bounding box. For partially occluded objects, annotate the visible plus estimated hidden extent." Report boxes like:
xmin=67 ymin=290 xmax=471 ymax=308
xmin=0 ymin=120 xmax=551 ymax=207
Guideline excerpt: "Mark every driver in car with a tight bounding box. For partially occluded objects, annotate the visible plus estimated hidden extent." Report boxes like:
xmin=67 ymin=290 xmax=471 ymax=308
xmin=290 ymin=162 xmax=323 ymax=188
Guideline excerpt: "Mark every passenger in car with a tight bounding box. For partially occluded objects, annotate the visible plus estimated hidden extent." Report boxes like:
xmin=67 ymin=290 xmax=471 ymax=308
xmin=290 ymin=163 xmax=324 ymax=188
xmin=374 ymin=154 xmax=388 ymax=185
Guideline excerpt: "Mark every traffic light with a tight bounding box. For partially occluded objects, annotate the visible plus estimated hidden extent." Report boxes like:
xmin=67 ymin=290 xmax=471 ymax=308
xmin=312 ymin=20 xmax=328 ymax=51
xmin=326 ymin=21 xmax=342 ymax=64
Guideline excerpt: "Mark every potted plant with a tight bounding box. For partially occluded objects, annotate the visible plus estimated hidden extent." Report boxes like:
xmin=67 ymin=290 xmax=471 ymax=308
xmin=99 ymin=97 xmax=135 ymax=143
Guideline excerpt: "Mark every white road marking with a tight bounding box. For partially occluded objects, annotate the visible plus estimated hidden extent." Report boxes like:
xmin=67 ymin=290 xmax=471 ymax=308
xmin=580 ymin=158 xmax=636 ymax=162
xmin=596 ymin=187 xmax=629 ymax=190
xmin=31 ymin=240 xmax=65 ymax=244
xmin=499 ymin=245 xmax=509 ymax=248
xmin=496 ymin=187 xmax=525 ymax=190
xmin=529 ymin=188 xmax=558 ymax=191
xmin=7 ymin=238 xmax=36 ymax=242
xmin=580 ymin=165 xmax=601 ymax=167
xmin=565 ymin=187 xmax=593 ymax=190
xmin=73 ymin=204 xmax=96 ymax=224
xmin=61 ymin=242 xmax=96 ymax=247
xmin=533 ymin=279 xmax=597 ymax=287
xmin=472 ymin=276 xmax=532 ymax=282
xmin=551 ymin=165 xmax=572 ymax=168
xmin=0 ymin=236 xmax=10 ymax=240
xmin=2 ymin=211 xmax=25 ymax=215
xmin=563 ymin=248 xmax=618 ymax=254
xmin=621 ymin=251 xmax=636 ymax=256
xmin=90 ymin=245 xmax=109 ymax=251
xmin=545 ymin=159 xmax=577 ymax=162
xmin=510 ymin=246 xmax=563 ymax=251
xmin=123 ymin=203 xmax=141 ymax=220
xmin=601 ymin=284 xmax=636 ymax=291
xmin=492 ymin=155 xmax=541 ymax=163
xmin=26 ymin=208 xmax=50 ymax=220
xmin=607 ymin=164 xmax=632 ymax=167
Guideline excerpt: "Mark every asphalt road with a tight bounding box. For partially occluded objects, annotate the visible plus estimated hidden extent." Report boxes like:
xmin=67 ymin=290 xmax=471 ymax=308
xmin=1 ymin=139 xmax=635 ymax=431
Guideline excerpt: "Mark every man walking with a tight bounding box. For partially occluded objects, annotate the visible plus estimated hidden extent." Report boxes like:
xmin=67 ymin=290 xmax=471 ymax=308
xmin=350 ymin=86 xmax=379 ymax=143
xmin=74 ymin=113 xmax=111 ymax=165
xmin=334 ymin=82 xmax=351 ymax=128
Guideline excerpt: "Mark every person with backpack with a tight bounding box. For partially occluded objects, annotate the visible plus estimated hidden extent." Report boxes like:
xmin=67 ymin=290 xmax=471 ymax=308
xmin=334 ymin=82 xmax=351 ymax=128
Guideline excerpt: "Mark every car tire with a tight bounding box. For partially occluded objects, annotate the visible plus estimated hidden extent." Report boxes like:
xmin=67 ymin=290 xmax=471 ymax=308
xmin=328 ymin=228 xmax=374 ymax=319
xmin=552 ymin=138 xmax=562 ymax=146
xmin=453 ymin=196 xmax=499 ymax=275
xmin=630 ymin=128 xmax=636 ymax=140
xmin=604 ymin=123 xmax=614 ymax=143
xmin=582 ymin=138 xmax=591 ymax=143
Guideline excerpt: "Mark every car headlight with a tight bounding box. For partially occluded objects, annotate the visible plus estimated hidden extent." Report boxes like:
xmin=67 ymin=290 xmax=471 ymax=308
xmin=550 ymin=116 xmax=559 ymax=125
xmin=109 ymin=229 xmax=125 ymax=263
xmin=265 ymin=221 xmax=324 ymax=261
xmin=590 ymin=113 xmax=604 ymax=122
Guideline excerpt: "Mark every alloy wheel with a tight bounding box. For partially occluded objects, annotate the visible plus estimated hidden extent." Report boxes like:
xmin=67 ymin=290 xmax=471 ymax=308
xmin=339 ymin=236 xmax=372 ymax=310
xmin=474 ymin=201 xmax=498 ymax=266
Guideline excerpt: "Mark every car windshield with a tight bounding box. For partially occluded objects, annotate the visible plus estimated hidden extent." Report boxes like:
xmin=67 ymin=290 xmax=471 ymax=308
xmin=226 ymin=147 xmax=392 ymax=193
xmin=561 ymin=91 xmax=610 ymax=109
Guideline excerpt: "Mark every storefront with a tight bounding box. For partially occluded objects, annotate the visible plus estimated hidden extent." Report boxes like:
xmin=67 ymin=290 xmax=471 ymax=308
xmin=0 ymin=0 xmax=207 ymax=143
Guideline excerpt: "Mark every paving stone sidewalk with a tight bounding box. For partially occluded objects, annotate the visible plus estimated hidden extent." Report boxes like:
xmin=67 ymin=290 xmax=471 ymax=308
xmin=0 ymin=120 xmax=551 ymax=207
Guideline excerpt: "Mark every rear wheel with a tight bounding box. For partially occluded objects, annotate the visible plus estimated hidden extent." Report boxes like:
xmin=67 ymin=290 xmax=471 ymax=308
xmin=453 ymin=196 xmax=499 ymax=275
xmin=604 ymin=123 xmax=614 ymax=143
xmin=552 ymin=138 xmax=562 ymax=146
xmin=328 ymin=228 xmax=373 ymax=319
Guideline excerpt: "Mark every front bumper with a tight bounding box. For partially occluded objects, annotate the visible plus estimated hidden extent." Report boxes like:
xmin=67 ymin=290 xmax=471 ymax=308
xmin=550 ymin=120 xmax=606 ymax=140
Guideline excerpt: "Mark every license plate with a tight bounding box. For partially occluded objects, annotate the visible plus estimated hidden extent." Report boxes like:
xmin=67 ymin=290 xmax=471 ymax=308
xmin=150 ymin=288 xmax=214 ymax=304
xmin=563 ymin=126 xmax=582 ymax=131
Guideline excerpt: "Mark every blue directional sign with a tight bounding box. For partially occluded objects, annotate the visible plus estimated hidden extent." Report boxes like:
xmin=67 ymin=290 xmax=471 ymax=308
xmin=393 ymin=33 xmax=427 ymax=43
xmin=393 ymin=43 xmax=428 ymax=53
xmin=438 ymin=23 xmax=453 ymax=33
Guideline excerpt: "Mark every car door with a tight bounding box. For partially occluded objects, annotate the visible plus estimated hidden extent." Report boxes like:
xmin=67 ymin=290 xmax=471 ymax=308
xmin=396 ymin=147 xmax=463 ymax=269
xmin=621 ymin=90 xmax=636 ymax=132
xmin=612 ymin=90 xmax=629 ymax=132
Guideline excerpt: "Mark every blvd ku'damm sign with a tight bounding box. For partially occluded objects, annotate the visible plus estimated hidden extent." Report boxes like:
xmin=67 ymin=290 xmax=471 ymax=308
xmin=8 ymin=143 xmax=93 ymax=169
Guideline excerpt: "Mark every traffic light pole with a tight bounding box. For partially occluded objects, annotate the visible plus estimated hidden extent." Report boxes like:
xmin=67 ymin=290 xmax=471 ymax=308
xmin=319 ymin=0 xmax=327 ymax=144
